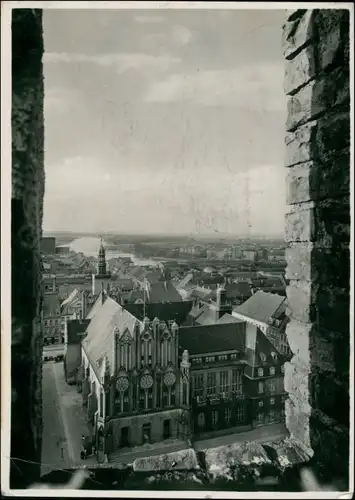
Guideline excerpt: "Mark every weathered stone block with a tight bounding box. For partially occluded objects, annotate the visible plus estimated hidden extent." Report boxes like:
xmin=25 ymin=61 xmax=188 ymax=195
xmin=284 ymin=357 xmax=310 ymax=402
xmin=284 ymin=45 xmax=316 ymax=95
xmin=287 ymin=9 xmax=308 ymax=23
xmin=286 ymin=281 xmax=313 ymax=323
xmin=286 ymin=80 xmax=315 ymax=132
xmin=285 ymin=121 xmax=317 ymax=167
xmin=315 ymin=9 xmax=349 ymax=71
xmin=310 ymin=149 xmax=350 ymax=200
xmin=286 ymin=242 xmax=312 ymax=281
xmin=314 ymin=285 xmax=349 ymax=335
xmin=285 ymin=396 xmax=311 ymax=449
xmin=309 ymin=336 xmax=336 ymax=373
xmin=286 ymin=67 xmax=349 ymax=132
xmin=312 ymin=67 xmax=350 ymax=115
xmin=309 ymin=369 xmax=349 ymax=427
xmin=309 ymin=413 xmax=349 ymax=484
xmin=285 ymin=206 xmax=315 ymax=242
xmin=286 ymin=243 xmax=349 ymax=286
xmin=314 ymin=197 xmax=350 ymax=246
xmin=311 ymin=247 xmax=350 ymax=288
xmin=315 ymin=112 xmax=350 ymax=163
xmin=285 ymin=320 xmax=311 ymax=364
xmin=283 ymin=11 xmax=315 ymax=60
xmin=286 ymin=162 xmax=312 ymax=204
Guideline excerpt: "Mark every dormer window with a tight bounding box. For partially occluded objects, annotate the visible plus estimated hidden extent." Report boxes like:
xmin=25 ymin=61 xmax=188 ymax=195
xmin=271 ymin=352 xmax=278 ymax=361
xmin=260 ymin=353 xmax=266 ymax=362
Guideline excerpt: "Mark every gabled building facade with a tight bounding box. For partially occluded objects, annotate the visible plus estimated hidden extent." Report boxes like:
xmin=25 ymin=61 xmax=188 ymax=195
xmin=77 ymin=296 xmax=191 ymax=460
xmin=179 ymin=321 xmax=287 ymax=440
xmin=232 ymin=291 xmax=292 ymax=358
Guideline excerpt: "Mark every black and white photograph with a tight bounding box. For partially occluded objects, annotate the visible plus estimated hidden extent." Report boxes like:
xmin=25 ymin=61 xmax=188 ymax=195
xmin=1 ymin=1 xmax=353 ymax=496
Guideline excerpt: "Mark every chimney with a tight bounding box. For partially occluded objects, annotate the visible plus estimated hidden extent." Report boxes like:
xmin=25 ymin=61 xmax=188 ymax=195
xmin=81 ymin=290 xmax=87 ymax=319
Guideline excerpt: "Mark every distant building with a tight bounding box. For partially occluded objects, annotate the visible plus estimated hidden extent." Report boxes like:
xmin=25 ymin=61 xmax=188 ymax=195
xmin=41 ymin=237 xmax=56 ymax=255
xmin=268 ymin=249 xmax=286 ymax=262
xmin=63 ymin=318 xmax=90 ymax=384
xmin=179 ymin=321 xmax=287 ymax=439
xmin=242 ymin=249 xmax=257 ymax=261
xmin=124 ymin=280 xmax=182 ymax=305
xmin=55 ymin=246 xmax=70 ymax=254
xmin=232 ymin=291 xmax=291 ymax=357
xmin=42 ymin=291 xmax=62 ymax=345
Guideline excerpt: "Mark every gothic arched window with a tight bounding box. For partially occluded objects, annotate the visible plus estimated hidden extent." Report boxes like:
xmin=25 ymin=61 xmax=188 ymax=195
xmin=141 ymin=333 xmax=152 ymax=368
xmin=120 ymin=331 xmax=132 ymax=370
xmin=161 ymin=332 xmax=172 ymax=366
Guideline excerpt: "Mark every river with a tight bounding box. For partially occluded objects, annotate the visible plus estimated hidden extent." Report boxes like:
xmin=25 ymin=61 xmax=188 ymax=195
xmin=69 ymin=237 xmax=159 ymax=267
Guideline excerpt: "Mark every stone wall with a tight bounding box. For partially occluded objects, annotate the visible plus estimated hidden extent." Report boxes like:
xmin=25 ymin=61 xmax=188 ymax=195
xmin=283 ymin=9 xmax=350 ymax=483
xmin=11 ymin=9 xmax=45 ymax=487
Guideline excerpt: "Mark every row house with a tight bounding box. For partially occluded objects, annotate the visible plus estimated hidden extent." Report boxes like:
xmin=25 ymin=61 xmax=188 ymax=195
xmin=178 ymin=320 xmax=287 ymax=439
xmin=42 ymin=291 xmax=62 ymax=345
xmin=232 ymin=291 xmax=292 ymax=358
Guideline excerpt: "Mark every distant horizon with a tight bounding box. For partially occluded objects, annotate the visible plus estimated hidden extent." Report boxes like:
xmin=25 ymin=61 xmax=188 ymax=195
xmin=43 ymin=229 xmax=285 ymax=240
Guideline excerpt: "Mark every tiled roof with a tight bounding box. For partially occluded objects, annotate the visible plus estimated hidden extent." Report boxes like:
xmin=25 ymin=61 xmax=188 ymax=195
xmin=67 ymin=319 xmax=90 ymax=344
xmin=194 ymin=305 xmax=216 ymax=326
xmin=124 ymin=301 xmax=193 ymax=324
xmin=144 ymin=270 xmax=163 ymax=284
xmin=217 ymin=313 xmax=244 ymax=324
xmin=82 ymin=298 xmax=138 ymax=378
xmin=177 ymin=273 xmax=194 ymax=289
xmin=233 ymin=291 xmax=286 ymax=324
xmin=248 ymin=327 xmax=288 ymax=367
xmin=148 ymin=281 xmax=182 ymax=303
xmin=58 ymin=282 xmax=93 ymax=300
xmin=85 ymin=292 xmax=105 ymax=320
xmin=61 ymin=288 xmax=80 ymax=311
xmin=190 ymin=287 xmax=212 ymax=300
xmin=225 ymin=281 xmax=252 ymax=299
xmin=130 ymin=266 xmax=145 ymax=278
xmin=114 ymin=278 xmax=134 ymax=288
xmin=179 ymin=323 xmax=246 ymax=355
xmin=126 ymin=290 xmax=145 ymax=303
xmin=230 ymin=272 xmax=259 ymax=280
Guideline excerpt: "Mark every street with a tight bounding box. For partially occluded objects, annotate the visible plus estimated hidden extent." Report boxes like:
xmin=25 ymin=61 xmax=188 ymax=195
xmin=41 ymin=361 xmax=96 ymax=477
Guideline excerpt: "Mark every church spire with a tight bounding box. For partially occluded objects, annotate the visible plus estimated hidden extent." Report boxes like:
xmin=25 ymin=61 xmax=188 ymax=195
xmin=97 ymin=238 xmax=108 ymax=277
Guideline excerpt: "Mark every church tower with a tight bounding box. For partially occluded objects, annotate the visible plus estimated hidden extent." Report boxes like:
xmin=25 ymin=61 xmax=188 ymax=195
xmin=95 ymin=239 xmax=111 ymax=279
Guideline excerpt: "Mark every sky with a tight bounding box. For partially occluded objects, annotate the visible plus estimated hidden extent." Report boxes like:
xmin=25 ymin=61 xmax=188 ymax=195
xmin=43 ymin=7 xmax=288 ymax=237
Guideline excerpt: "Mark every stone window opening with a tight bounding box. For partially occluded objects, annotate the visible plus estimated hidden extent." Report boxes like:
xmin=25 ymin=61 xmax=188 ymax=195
xmin=236 ymin=405 xmax=244 ymax=422
xmin=10 ymin=8 xmax=350 ymax=489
